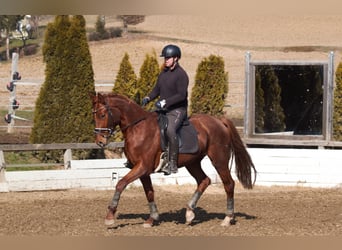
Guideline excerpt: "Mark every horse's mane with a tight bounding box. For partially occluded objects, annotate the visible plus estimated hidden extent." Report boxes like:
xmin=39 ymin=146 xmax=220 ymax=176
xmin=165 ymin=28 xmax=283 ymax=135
xmin=99 ymin=92 xmax=129 ymax=100
xmin=99 ymin=92 xmax=137 ymax=105
xmin=98 ymin=92 xmax=151 ymax=116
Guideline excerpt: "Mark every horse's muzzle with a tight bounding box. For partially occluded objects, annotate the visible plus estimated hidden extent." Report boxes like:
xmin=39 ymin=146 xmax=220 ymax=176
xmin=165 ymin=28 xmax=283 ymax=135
xmin=96 ymin=140 xmax=107 ymax=148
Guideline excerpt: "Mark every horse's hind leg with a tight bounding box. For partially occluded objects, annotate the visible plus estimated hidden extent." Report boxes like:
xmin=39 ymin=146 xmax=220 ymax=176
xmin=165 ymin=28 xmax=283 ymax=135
xmin=140 ymin=175 xmax=159 ymax=228
xmin=185 ymin=162 xmax=211 ymax=224
xmin=212 ymin=160 xmax=236 ymax=226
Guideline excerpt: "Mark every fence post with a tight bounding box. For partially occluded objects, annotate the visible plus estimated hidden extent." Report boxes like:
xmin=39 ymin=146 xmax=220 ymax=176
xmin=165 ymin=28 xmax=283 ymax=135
xmin=7 ymin=51 xmax=19 ymax=133
xmin=64 ymin=149 xmax=72 ymax=169
xmin=0 ymin=150 xmax=9 ymax=192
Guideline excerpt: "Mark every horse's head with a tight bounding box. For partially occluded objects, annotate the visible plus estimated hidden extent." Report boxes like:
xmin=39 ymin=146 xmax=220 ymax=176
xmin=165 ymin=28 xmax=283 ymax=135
xmin=91 ymin=92 xmax=121 ymax=147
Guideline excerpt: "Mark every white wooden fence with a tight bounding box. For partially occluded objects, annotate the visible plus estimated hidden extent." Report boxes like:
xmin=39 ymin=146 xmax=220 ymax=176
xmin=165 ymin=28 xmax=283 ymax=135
xmin=1 ymin=145 xmax=342 ymax=192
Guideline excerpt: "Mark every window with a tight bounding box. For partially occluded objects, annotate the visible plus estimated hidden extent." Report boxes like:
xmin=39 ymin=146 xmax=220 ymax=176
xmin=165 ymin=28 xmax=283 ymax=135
xmin=244 ymin=52 xmax=334 ymax=142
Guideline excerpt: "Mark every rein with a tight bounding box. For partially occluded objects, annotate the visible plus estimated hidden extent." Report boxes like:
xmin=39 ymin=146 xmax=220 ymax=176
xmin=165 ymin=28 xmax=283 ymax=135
xmin=120 ymin=117 xmax=147 ymax=132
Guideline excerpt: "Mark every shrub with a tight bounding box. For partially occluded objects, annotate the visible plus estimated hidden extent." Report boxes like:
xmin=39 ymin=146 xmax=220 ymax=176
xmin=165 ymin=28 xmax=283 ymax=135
xmin=333 ymin=61 xmax=342 ymax=140
xmin=190 ymin=55 xmax=228 ymax=116
xmin=108 ymin=27 xmax=123 ymax=38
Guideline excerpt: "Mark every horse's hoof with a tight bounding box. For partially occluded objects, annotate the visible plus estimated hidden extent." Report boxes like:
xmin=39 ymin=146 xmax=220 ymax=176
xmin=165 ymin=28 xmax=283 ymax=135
xmin=143 ymin=217 xmax=155 ymax=228
xmin=186 ymin=208 xmax=195 ymax=224
xmin=105 ymin=218 xmax=115 ymax=227
xmin=105 ymin=206 xmax=116 ymax=227
xmin=143 ymin=223 xmax=152 ymax=228
xmin=220 ymin=215 xmax=235 ymax=227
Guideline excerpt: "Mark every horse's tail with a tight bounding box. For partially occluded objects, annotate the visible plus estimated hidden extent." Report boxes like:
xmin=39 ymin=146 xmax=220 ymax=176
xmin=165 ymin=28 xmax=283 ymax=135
xmin=220 ymin=117 xmax=257 ymax=189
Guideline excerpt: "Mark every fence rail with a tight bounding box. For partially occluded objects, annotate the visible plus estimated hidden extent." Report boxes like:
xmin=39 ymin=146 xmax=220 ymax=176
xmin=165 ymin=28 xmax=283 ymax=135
xmin=0 ymin=142 xmax=124 ymax=171
xmin=1 ymin=137 xmax=342 ymax=171
xmin=0 ymin=142 xmax=124 ymax=151
xmin=1 ymin=141 xmax=342 ymax=192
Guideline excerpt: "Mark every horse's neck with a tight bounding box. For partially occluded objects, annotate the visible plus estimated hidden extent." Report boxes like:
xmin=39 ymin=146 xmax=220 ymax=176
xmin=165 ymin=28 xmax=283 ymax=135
xmin=112 ymin=97 xmax=148 ymax=128
xmin=121 ymin=108 xmax=146 ymax=126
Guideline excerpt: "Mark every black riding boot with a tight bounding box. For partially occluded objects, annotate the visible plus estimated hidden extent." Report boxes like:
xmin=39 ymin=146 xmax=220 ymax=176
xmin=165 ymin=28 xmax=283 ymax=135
xmin=161 ymin=137 xmax=179 ymax=175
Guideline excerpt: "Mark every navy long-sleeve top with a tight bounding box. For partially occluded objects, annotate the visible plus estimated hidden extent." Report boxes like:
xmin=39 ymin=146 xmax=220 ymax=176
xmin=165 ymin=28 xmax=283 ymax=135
xmin=148 ymin=63 xmax=189 ymax=110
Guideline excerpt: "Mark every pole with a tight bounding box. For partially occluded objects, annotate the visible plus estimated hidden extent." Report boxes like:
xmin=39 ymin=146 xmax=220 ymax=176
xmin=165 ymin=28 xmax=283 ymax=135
xmin=7 ymin=51 xmax=19 ymax=133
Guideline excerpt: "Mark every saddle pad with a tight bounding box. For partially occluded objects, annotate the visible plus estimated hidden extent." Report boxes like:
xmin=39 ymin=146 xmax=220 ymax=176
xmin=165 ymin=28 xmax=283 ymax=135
xmin=178 ymin=122 xmax=199 ymax=154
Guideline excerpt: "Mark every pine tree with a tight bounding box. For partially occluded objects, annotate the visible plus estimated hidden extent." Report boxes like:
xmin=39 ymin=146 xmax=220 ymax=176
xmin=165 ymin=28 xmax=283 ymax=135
xmin=333 ymin=61 xmax=342 ymax=140
xmin=190 ymin=55 xmax=228 ymax=116
xmin=112 ymin=52 xmax=137 ymax=100
xmin=137 ymin=51 xmax=160 ymax=109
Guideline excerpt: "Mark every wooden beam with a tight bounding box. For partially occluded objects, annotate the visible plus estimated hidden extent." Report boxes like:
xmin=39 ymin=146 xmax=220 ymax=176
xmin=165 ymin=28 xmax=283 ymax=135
xmin=244 ymin=138 xmax=342 ymax=148
xmin=0 ymin=142 xmax=125 ymax=151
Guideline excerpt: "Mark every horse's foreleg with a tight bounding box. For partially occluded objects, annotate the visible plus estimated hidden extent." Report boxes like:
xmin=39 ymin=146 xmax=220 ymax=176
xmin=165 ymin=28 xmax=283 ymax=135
xmin=105 ymin=190 xmax=121 ymax=226
xmin=105 ymin=167 xmax=146 ymax=227
xmin=140 ymin=175 xmax=159 ymax=228
xmin=185 ymin=164 xmax=211 ymax=224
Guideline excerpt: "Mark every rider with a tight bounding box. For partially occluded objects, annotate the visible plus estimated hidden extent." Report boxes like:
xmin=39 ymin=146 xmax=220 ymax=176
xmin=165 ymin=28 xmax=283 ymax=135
xmin=142 ymin=44 xmax=189 ymax=175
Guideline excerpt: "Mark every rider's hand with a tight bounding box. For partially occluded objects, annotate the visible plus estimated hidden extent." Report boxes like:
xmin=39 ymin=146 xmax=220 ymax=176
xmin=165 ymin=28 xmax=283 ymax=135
xmin=141 ymin=97 xmax=150 ymax=106
xmin=155 ymin=99 xmax=166 ymax=109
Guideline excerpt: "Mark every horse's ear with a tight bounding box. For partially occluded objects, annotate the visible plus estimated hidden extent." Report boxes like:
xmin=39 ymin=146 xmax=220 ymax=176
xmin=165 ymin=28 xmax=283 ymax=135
xmin=97 ymin=92 xmax=106 ymax=103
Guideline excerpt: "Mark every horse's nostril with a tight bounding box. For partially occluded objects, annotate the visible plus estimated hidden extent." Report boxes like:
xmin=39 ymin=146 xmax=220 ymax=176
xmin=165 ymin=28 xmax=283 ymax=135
xmin=97 ymin=141 xmax=105 ymax=148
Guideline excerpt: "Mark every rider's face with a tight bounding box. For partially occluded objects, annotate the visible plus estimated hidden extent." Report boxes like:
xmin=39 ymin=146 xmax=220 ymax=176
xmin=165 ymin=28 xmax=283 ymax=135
xmin=164 ymin=57 xmax=176 ymax=68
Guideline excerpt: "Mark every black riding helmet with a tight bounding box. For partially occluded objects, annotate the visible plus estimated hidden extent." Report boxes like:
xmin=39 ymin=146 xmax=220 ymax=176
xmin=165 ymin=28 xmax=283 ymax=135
xmin=160 ymin=44 xmax=181 ymax=59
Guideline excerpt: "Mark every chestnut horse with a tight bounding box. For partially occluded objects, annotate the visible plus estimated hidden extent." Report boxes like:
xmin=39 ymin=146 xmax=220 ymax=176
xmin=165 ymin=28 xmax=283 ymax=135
xmin=91 ymin=92 xmax=256 ymax=227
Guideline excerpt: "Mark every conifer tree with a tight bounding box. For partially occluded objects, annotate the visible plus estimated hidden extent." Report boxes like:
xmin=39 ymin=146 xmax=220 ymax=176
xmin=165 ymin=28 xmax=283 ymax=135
xmin=66 ymin=15 xmax=96 ymax=143
xmin=112 ymin=52 xmax=138 ymax=100
xmin=190 ymin=55 xmax=228 ymax=116
xmin=333 ymin=61 xmax=342 ymax=140
xmin=30 ymin=15 xmax=95 ymax=151
xmin=30 ymin=15 xmax=72 ymax=144
xmin=137 ymin=51 xmax=160 ymax=109
xmin=111 ymin=53 xmax=137 ymax=142
xmin=258 ymin=66 xmax=285 ymax=132
xmin=255 ymin=71 xmax=265 ymax=133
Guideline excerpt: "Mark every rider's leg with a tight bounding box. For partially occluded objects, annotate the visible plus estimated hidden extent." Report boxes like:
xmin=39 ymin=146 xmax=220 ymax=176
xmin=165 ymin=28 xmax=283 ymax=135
xmin=161 ymin=108 xmax=186 ymax=175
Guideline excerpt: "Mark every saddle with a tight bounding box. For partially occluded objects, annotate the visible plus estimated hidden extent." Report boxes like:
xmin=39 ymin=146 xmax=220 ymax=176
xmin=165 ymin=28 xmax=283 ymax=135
xmin=157 ymin=111 xmax=199 ymax=154
xmin=124 ymin=111 xmax=199 ymax=171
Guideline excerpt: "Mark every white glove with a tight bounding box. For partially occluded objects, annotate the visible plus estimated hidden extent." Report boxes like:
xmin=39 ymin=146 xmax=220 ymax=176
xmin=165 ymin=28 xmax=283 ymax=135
xmin=156 ymin=99 xmax=166 ymax=109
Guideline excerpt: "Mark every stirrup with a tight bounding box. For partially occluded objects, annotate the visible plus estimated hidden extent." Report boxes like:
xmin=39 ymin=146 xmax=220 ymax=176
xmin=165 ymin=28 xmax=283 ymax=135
xmin=161 ymin=161 xmax=178 ymax=175
xmin=160 ymin=162 xmax=171 ymax=175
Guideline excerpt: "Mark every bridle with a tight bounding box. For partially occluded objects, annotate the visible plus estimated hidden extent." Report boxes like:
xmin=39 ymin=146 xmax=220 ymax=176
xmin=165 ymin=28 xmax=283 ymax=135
xmin=93 ymin=100 xmax=147 ymax=139
xmin=92 ymin=102 xmax=116 ymax=138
